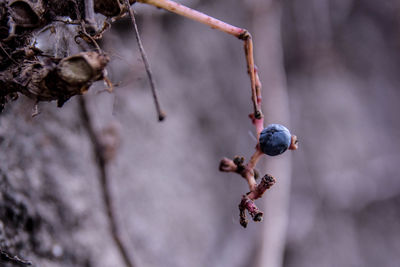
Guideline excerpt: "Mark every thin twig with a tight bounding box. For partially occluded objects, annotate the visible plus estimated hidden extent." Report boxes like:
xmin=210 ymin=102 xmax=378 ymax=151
xmin=137 ymin=0 xmax=262 ymax=118
xmin=79 ymin=97 xmax=135 ymax=267
xmin=219 ymin=98 xmax=266 ymax=227
xmin=242 ymin=33 xmax=260 ymax=118
xmin=0 ymin=43 xmax=18 ymax=64
xmin=219 ymin=147 xmax=263 ymax=192
xmin=71 ymin=0 xmax=101 ymax=52
xmin=237 ymin=174 xmax=276 ymax=227
xmin=138 ymin=0 xmax=244 ymax=36
xmin=76 ymin=30 xmax=102 ymax=52
xmin=124 ymin=0 xmax=165 ymax=121
xmin=0 ymin=250 xmax=32 ymax=266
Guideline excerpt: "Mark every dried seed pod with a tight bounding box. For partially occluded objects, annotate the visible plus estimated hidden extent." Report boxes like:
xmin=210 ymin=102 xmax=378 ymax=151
xmin=94 ymin=0 xmax=135 ymax=17
xmin=57 ymin=52 xmax=109 ymax=86
xmin=14 ymin=52 xmax=109 ymax=106
xmin=7 ymin=0 xmax=45 ymax=27
xmin=16 ymin=60 xmax=54 ymax=101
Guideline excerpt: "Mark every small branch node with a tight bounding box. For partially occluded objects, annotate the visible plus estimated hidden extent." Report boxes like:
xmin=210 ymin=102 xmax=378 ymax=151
xmin=250 ymin=174 xmax=276 ymax=200
xmin=254 ymin=110 xmax=263 ymax=119
xmin=289 ymin=135 xmax=299 ymax=150
xmin=158 ymin=111 xmax=166 ymax=121
xmin=239 ymin=202 xmax=249 ymax=228
xmin=239 ymin=195 xmax=263 ymax=227
xmin=233 ymin=156 xmax=246 ymax=174
xmin=219 ymin=157 xmax=237 ymax=172
xmin=238 ymin=30 xmax=251 ymax=40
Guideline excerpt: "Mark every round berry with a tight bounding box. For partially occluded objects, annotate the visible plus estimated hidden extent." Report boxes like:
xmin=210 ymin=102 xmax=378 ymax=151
xmin=259 ymin=124 xmax=291 ymax=156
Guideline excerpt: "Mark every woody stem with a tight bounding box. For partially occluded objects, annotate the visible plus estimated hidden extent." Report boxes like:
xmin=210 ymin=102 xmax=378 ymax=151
xmin=137 ymin=0 xmax=262 ymax=117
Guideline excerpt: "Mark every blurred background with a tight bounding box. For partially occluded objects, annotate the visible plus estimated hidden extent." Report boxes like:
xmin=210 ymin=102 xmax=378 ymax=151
xmin=1 ymin=0 xmax=400 ymax=266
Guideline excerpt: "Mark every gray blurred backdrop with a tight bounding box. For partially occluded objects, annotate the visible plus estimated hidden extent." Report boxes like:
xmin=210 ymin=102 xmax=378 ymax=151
xmin=1 ymin=0 xmax=400 ymax=266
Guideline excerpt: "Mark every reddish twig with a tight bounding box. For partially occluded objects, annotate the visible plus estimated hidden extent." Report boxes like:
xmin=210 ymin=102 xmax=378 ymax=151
xmin=239 ymin=195 xmax=263 ymax=228
xmin=137 ymin=0 xmax=262 ymax=118
xmin=238 ymin=174 xmax=276 ymax=227
xmin=237 ymin=175 xmax=276 ymax=228
xmin=219 ymin=114 xmax=265 ymax=188
xmin=219 ymin=106 xmax=274 ymax=227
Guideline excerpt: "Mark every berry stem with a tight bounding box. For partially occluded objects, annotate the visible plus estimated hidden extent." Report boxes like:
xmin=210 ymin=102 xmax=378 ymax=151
xmin=247 ymin=148 xmax=263 ymax=172
xmin=219 ymin=98 xmax=270 ymax=227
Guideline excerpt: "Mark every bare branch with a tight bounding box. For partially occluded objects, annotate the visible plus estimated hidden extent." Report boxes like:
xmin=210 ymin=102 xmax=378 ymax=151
xmin=124 ymin=0 xmax=165 ymax=121
xmin=0 ymin=250 xmax=32 ymax=266
xmin=79 ymin=97 xmax=135 ymax=267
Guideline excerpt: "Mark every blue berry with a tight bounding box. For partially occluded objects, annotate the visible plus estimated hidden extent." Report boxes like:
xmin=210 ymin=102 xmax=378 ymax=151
xmin=259 ymin=124 xmax=291 ymax=156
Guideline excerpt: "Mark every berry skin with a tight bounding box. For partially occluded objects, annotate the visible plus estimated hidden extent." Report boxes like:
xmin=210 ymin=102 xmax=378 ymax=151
xmin=259 ymin=124 xmax=291 ymax=156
